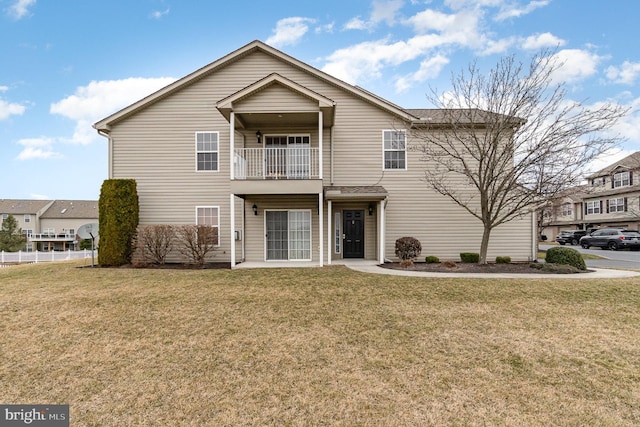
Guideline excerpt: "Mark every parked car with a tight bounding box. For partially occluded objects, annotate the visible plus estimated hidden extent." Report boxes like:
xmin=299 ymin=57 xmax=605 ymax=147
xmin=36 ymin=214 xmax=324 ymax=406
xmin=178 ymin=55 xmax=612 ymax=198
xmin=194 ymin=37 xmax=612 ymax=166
xmin=579 ymin=228 xmax=640 ymax=251
xmin=555 ymin=230 xmax=588 ymax=246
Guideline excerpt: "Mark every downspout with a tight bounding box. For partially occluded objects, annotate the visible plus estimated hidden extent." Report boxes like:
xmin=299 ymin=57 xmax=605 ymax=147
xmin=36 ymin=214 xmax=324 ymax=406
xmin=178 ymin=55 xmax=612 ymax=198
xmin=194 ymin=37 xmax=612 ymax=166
xmin=532 ymin=210 xmax=537 ymax=262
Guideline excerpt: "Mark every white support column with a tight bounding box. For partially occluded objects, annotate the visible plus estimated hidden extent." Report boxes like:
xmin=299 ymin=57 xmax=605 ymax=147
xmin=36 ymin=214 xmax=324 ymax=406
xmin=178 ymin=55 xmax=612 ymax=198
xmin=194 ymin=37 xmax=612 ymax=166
xmin=318 ymin=192 xmax=324 ymax=267
xmin=327 ymin=200 xmax=332 ymax=265
xmin=318 ymin=111 xmax=323 ymax=179
xmin=378 ymin=199 xmax=386 ymax=264
xmin=230 ymin=194 xmax=236 ymax=268
xmin=229 ymin=112 xmax=235 ymax=180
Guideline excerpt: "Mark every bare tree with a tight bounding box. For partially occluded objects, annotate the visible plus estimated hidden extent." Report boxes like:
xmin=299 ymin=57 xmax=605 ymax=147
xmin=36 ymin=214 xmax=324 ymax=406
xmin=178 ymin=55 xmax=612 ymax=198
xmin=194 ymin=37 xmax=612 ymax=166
xmin=135 ymin=225 xmax=175 ymax=265
xmin=175 ymin=225 xmax=218 ymax=266
xmin=413 ymin=50 xmax=628 ymax=264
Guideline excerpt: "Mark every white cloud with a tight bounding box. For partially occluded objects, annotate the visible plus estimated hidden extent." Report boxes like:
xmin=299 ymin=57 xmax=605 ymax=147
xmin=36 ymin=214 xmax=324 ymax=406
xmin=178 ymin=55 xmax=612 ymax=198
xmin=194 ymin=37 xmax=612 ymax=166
xmin=495 ymin=0 xmax=549 ymax=21
xmin=521 ymin=32 xmax=566 ymax=50
xmin=550 ymin=49 xmax=602 ymax=83
xmin=0 ymin=99 xmax=26 ymax=120
xmin=150 ymin=8 xmax=170 ymax=19
xmin=344 ymin=17 xmax=368 ymax=30
xmin=265 ymin=17 xmax=316 ymax=47
xmin=606 ymin=61 xmax=640 ymax=85
xmin=395 ymin=54 xmax=450 ymax=92
xmin=479 ymin=37 xmax=516 ymax=55
xmin=315 ymin=22 xmax=334 ymax=34
xmin=370 ymin=0 xmax=404 ymax=26
xmin=50 ymin=77 xmax=175 ymax=144
xmin=7 ymin=0 xmax=36 ymax=20
xmin=30 ymin=193 xmax=50 ymax=200
xmin=0 ymin=86 xmax=8 ymax=92
xmin=16 ymin=137 xmax=61 ymax=160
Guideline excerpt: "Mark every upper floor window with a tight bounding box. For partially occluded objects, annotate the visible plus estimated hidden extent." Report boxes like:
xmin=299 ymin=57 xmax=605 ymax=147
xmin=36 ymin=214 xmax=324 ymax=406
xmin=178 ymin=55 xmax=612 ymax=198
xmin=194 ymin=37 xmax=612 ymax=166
xmin=196 ymin=206 xmax=220 ymax=246
xmin=585 ymin=201 xmax=601 ymax=215
xmin=592 ymin=177 xmax=605 ymax=187
xmin=1 ymin=213 xmax=7 ymax=222
xmin=561 ymin=203 xmax=572 ymax=216
xmin=196 ymin=132 xmax=219 ymax=171
xmin=24 ymin=214 xmax=31 ymax=223
xmin=383 ymin=130 xmax=406 ymax=170
xmin=608 ymin=197 xmax=627 ymax=213
xmin=613 ymin=171 xmax=630 ymax=188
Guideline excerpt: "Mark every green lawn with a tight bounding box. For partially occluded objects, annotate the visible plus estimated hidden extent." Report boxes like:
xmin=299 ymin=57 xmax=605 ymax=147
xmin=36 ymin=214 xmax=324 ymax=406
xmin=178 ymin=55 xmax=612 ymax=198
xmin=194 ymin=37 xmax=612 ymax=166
xmin=2 ymin=261 xmax=640 ymax=426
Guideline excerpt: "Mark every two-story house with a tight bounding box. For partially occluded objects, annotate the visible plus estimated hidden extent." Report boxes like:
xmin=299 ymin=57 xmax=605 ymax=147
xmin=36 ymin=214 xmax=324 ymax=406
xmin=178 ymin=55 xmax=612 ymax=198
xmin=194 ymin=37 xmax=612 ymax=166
xmin=93 ymin=40 xmax=535 ymax=267
xmin=0 ymin=199 xmax=98 ymax=251
xmin=542 ymin=151 xmax=640 ymax=238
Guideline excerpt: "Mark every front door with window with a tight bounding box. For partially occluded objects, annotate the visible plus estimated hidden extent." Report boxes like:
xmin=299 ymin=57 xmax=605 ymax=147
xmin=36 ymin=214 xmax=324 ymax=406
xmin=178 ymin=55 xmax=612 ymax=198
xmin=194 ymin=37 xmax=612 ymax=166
xmin=343 ymin=210 xmax=365 ymax=258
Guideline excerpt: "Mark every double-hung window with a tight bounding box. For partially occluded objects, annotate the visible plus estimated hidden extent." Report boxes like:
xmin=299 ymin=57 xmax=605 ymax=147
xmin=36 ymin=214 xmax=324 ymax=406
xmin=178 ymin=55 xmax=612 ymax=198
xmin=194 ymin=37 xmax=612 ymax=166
xmin=383 ymin=130 xmax=406 ymax=170
xmin=561 ymin=203 xmax=572 ymax=216
xmin=196 ymin=206 xmax=220 ymax=246
xmin=196 ymin=132 xmax=219 ymax=171
xmin=586 ymin=201 xmax=601 ymax=215
xmin=613 ymin=171 xmax=630 ymax=188
xmin=608 ymin=197 xmax=626 ymax=213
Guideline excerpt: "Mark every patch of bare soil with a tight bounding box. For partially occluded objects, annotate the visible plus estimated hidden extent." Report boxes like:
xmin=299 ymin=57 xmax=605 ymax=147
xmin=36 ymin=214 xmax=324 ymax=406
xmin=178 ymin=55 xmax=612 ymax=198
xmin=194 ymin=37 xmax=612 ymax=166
xmin=381 ymin=262 xmax=590 ymax=274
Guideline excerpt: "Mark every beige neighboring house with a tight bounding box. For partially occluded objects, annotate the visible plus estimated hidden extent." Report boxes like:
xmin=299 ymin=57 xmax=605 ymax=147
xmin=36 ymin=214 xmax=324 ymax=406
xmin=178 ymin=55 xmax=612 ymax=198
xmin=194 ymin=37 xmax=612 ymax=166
xmin=0 ymin=199 xmax=98 ymax=251
xmin=94 ymin=40 xmax=535 ymax=267
xmin=543 ymin=151 xmax=640 ymax=238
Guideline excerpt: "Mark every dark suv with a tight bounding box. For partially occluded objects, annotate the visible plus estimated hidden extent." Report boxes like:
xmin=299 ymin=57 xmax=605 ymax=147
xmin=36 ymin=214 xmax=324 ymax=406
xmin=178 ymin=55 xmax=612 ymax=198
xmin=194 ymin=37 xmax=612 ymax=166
xmin=579 ymin=228 xmax=640 ymax=251
xmin=555 ymin=230 xmax=588 ymax=246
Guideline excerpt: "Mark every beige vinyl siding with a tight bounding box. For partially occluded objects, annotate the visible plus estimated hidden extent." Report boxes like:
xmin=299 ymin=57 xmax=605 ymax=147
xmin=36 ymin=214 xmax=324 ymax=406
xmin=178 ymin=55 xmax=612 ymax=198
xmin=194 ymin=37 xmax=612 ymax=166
xmin=234 ymin=84 xmax=318 ymax=113
xmin=108 ymin=48 xmax=534 ymax=263
xmin=241 ymin=196 xmax=320 ymax=262
xmin=38 ymin=219 xmax=96 ymax=236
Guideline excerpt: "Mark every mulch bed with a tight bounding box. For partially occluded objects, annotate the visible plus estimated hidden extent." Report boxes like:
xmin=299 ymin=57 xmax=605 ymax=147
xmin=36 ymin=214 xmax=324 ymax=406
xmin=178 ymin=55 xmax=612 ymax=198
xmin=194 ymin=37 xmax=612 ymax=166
xmin=381 ymin=262 xmax=591 ymax=274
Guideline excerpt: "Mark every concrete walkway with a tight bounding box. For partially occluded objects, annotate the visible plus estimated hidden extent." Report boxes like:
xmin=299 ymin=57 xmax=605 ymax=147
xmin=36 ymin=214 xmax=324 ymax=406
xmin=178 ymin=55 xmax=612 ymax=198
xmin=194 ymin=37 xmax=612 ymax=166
xmin=337 ymin=260 xmax=640 ymax=279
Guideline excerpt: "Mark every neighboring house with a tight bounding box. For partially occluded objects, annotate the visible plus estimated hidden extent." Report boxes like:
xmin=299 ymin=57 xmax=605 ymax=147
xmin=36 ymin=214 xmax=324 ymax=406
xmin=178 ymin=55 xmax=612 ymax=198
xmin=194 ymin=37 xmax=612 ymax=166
xmin=542 ymin=151 xmax=640 ymax=237
xmin=94 ymin=40 xmax=535 ymax=267
xmin=0 ymin=199 xmax=98 ymax=251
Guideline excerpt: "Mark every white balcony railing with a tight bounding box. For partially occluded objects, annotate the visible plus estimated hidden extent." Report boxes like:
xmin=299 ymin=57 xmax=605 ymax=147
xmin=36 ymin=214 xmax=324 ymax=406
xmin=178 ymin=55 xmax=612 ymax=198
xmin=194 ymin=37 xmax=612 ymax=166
xmin=234 ymin=147 xmax=320 ymax=180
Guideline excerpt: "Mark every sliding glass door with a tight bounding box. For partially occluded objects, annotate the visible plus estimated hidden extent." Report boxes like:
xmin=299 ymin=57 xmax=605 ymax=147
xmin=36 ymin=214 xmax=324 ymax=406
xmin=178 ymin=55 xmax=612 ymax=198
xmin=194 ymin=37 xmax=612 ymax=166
xmin=266 ymin=210 xmax=311 ymax=261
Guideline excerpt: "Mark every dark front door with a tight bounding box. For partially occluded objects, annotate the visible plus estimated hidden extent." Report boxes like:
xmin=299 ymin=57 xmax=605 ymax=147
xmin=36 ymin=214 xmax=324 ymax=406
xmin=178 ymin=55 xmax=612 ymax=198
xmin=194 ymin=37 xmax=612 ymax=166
xmin=343 ymin=210 xmax=365 ymax=258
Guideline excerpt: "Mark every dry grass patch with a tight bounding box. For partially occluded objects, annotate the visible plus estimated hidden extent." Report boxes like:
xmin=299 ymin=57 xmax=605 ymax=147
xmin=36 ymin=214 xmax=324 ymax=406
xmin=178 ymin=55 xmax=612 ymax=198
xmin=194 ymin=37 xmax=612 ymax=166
xmin=1 ymin=261 xmax=640 ymax=425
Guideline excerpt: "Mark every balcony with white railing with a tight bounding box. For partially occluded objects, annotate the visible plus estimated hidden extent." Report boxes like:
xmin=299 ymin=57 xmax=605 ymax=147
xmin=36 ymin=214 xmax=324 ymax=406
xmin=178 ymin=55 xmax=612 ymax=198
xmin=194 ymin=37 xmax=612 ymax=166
xmin=234 ymin=147 xmax=321 ymax=180
xmin=231 ymin=147 xmax=323 ymax=195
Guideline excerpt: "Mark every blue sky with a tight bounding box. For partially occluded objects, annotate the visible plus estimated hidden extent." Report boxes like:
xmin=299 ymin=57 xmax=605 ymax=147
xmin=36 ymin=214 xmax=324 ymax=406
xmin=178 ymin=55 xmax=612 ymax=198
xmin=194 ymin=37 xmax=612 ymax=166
xmin=1 ymin=0 xmax=639 ymax=200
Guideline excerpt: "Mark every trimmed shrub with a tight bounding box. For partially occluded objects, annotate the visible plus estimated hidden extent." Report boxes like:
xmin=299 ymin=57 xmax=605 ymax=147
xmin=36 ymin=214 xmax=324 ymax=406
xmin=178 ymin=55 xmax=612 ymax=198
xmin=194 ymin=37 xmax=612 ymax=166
xmin=545 ymin=246 xmax=586 ymax=271
xmin=395 ymin=237 xmax=422 ymax=266
xmin=460 ymin=252 xmax=480 ymax=263
xmin=98 ymin=179 xmax=139 ymax=266
xmin=496 ymin=256 xmax=511 ymax=264
xmin=425 ymin=255 xmax=440 ymax=263
xmin=530 ymin=262 xmax=583 ymax=274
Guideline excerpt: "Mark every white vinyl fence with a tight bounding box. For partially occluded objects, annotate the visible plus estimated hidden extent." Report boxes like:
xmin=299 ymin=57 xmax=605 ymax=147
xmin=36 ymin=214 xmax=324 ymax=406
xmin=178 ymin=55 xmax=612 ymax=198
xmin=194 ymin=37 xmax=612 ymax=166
xmin=0 ymin=249 xmax=96 ymax=266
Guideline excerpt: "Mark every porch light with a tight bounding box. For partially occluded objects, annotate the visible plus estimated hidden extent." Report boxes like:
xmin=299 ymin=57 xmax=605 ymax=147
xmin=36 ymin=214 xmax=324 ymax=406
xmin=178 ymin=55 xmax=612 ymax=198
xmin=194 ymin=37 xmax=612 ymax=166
xmin=252 ymin=204 xmax=258 ymax=215
xmin=368 ymin=203 xmax=374 ymax=216
xmin=256 ymin=130 xmax=262 ymax=144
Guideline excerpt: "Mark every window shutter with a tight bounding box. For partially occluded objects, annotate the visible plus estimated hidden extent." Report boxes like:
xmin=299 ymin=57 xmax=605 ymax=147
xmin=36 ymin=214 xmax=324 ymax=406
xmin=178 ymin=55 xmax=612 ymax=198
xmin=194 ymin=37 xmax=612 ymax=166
xmin=630 ymin=172 xmax=633 ymax=185
xmin=611 ymin=176 xmax=615 ymax=188
xmin=599 ymin=200 xmax=603 ymax=213
xmin=584 ymin=203 xmax=588 ymax=215
xmin=606 ymin=200 xmax=609 ymax=213
xmin=624 ymin=197 xmax=628 ymax=212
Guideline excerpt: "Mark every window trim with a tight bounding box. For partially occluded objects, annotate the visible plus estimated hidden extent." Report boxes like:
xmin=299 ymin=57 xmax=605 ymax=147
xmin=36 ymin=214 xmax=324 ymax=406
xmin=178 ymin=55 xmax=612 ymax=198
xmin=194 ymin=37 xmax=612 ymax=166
xmin=585 ymin=200 xmax=602 ymax=215
xmin=561 ymin=203 xmax=572 ymax=217
xmin=195 ymin=131 xmax=220 ymax=172
xmin=195 ymin=206 xmax=220 ymax=246
xmin=24 ymin=214 xmax=31 ymax=223
xmin=608 ymin=197 xmax=626 ymax=213
xmin=382 ymin=129 xmax=407 ymax=171
xmin=264 ymin=209 xmax=312 ymax=262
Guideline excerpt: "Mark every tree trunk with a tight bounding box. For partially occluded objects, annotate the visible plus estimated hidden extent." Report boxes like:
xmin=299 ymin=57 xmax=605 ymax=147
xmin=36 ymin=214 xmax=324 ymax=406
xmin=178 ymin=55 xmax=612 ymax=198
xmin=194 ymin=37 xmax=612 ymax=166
xmin=479 ymin=226 xmax=492 ymax=265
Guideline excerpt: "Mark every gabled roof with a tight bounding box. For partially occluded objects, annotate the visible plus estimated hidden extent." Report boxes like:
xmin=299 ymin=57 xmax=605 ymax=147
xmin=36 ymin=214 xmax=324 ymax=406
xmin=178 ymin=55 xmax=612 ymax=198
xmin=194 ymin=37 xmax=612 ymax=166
xmin=94 ymin=40 xmax=418 ymax=132
xmin=588 ymin=151 xmax=640 ymax=178
xmin=406 ymin=108 xmax=525 ymax=126
xmin=0 ymin=199 xmax=52 ymax=215
xmin=40 ymin=200 xmax=98 ymax=219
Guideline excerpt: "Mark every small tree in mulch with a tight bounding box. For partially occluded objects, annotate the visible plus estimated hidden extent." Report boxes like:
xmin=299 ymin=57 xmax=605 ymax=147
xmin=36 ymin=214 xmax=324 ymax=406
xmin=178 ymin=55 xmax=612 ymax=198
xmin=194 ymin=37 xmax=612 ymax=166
xmin=395 ymin=237 xmax=422 ymax=267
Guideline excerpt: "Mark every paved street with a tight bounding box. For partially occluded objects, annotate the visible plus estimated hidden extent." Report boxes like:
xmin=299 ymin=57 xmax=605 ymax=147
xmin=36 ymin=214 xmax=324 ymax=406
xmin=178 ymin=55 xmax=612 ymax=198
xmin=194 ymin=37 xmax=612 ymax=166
xmin=540 ymin=244 xmax=640 ymax=270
